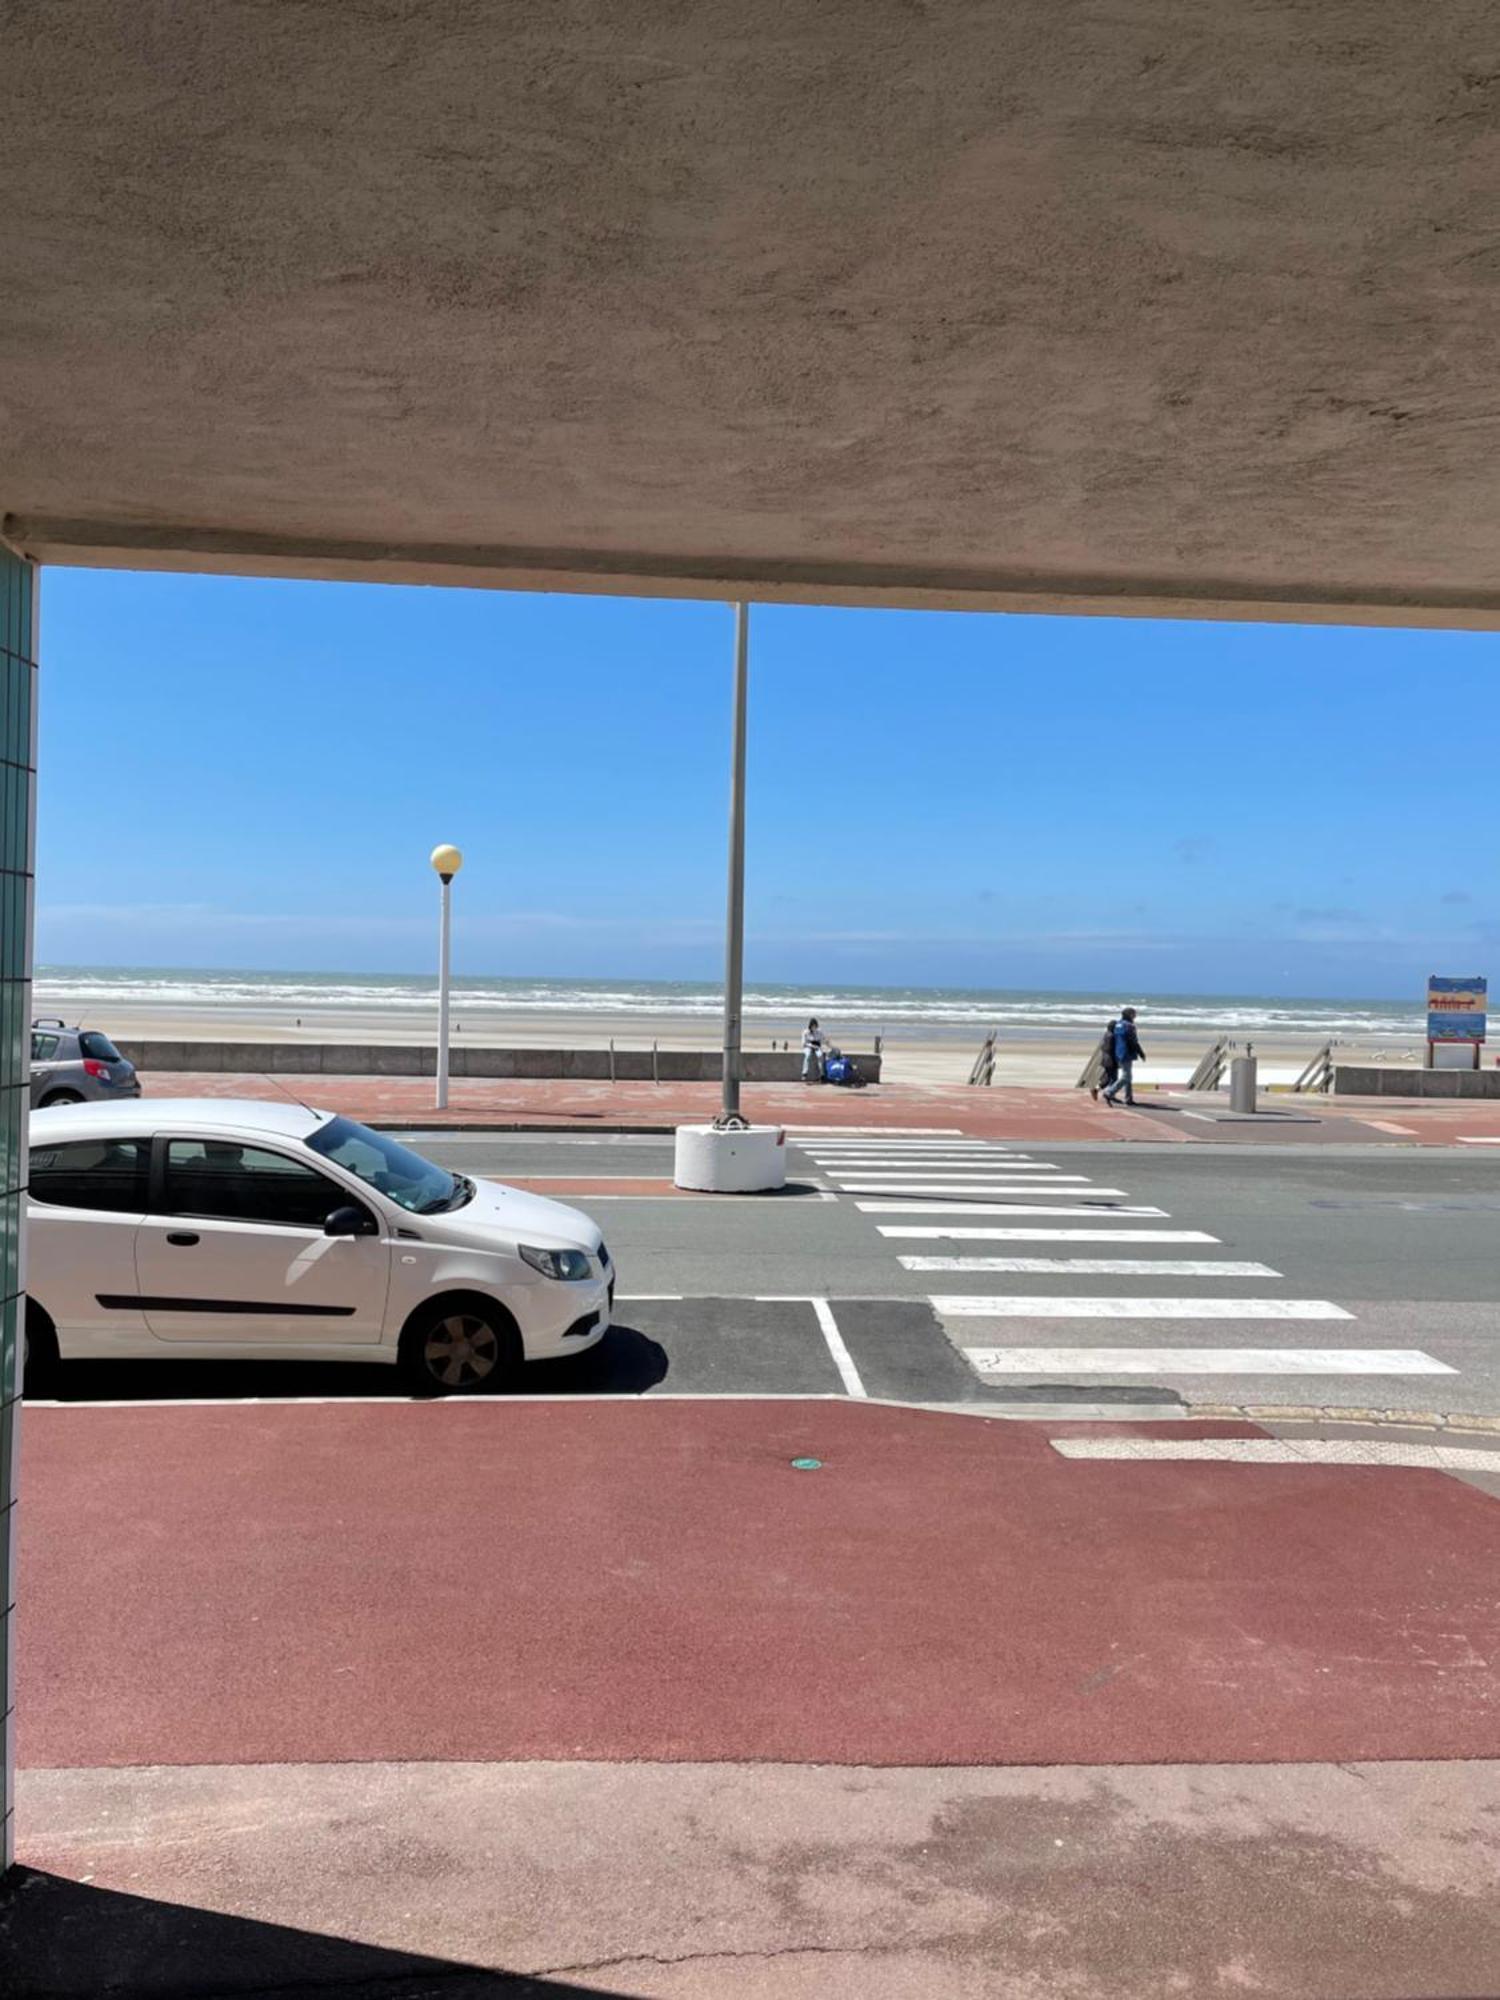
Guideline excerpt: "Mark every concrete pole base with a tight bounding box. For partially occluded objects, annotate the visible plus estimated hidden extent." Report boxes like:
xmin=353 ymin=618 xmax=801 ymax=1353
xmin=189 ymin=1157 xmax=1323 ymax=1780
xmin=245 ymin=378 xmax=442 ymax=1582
xmin=674 ymin=1123 xmax=787 ymax=1193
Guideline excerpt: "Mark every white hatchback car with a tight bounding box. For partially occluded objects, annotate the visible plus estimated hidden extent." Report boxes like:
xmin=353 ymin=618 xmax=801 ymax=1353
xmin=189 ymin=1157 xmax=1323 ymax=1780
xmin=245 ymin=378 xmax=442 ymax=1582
xmin=23 ymin=1099 xmax=612 ymax=1394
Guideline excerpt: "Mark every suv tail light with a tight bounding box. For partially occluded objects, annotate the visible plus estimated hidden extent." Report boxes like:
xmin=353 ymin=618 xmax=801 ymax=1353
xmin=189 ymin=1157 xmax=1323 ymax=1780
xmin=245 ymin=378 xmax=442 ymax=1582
xmin=82 ymin=1059 xmax=112 ymax=1079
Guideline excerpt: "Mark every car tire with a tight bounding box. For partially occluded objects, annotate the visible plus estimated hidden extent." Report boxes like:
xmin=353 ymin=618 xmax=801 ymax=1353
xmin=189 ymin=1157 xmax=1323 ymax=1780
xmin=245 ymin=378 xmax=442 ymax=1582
xmin=398 ymin=1297 xmax=521 ymax=1396
xmin=23 ymin=1304 xmax=59 ymax=1396
xmin=39 ymin=1089 xmax=84 ymax=1106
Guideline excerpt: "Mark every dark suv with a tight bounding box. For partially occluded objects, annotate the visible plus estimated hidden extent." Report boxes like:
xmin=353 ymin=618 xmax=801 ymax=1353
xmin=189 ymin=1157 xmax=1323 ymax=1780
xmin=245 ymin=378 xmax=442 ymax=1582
xmin=29 ymin=1020 xmax=141 ymax=1106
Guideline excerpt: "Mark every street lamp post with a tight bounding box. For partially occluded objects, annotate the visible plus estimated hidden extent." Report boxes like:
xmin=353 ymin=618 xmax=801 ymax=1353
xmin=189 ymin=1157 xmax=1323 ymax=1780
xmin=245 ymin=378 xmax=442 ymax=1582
xmin=671 ymin=600 xmax=783 ymax=1191
xmin=718 ymin=599 xmax=750 ymax=1128
xmin=430 ymin=843 xmax=463 ymax=1110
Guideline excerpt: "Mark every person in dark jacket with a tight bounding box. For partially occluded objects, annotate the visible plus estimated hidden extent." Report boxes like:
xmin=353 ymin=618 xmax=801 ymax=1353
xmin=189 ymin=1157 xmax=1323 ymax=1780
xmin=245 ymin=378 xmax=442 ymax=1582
xmin=1091 ymin=1018 xmax=1119 ymax=1101
xmin=1101 ymin=1006 xmax=1144 ymax=1106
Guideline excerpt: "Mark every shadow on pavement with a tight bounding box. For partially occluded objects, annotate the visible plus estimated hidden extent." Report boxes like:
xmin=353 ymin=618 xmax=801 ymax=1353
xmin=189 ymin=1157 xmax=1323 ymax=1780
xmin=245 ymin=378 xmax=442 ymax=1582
xmin=37 ymin=1323 xmax=670 ymax=1403
xmin=0 ymin=1868 xmax=620 ymax=1998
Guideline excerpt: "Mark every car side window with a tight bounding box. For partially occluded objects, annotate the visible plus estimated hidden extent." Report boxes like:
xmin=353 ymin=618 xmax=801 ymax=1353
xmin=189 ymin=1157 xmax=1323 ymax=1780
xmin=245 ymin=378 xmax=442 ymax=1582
xmin=29 ymin=1137 xmax=150 ymax=1212
xmin=30 ymin=1033 xmax=60 ymax=1061
xmin=163 ymin=1140 xmax=350 ymax=1229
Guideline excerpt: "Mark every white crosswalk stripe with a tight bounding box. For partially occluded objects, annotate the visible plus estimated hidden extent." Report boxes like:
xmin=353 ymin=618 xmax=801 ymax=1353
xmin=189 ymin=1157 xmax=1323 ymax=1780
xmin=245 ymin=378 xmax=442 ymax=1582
xmin=933 ymin=1296 xmax=1352 ymax=1319
xmin=880 ymin=1226 xmax=1220 ymax=1243
xmin=829 ymin=1170 xmax=1082 ymax=1182
xmin=1051 ymin=1438 xmax=1494 ymax=1467
xmin=839 ymin=1183 xmax=1133 ymax=1197
xmin=965 ymin=1347 xmax=1452 ymax=1375
xmin=901 ymin=1257 xmax=1280 ymax=1276
xmin=858 ymin=1201 xmax=1170 ymax=1216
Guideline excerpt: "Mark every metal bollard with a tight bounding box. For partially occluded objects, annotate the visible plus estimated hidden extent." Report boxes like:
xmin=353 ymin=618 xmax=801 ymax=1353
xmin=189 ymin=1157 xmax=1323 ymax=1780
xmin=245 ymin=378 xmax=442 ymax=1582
xmin=1229 ymin=1052 xmax=1258 ymax=1114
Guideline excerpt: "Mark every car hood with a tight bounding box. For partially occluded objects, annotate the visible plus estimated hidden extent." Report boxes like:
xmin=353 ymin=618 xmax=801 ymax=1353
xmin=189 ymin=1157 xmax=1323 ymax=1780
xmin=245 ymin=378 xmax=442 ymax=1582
xmin=409 ymin=1174 xmax=602 ymax=1255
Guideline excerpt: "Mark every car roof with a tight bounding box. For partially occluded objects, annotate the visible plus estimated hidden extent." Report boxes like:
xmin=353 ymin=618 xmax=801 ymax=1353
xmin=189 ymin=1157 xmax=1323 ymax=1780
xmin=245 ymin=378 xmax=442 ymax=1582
xmin=28 ymin=1097 xmax=332 ymax=1143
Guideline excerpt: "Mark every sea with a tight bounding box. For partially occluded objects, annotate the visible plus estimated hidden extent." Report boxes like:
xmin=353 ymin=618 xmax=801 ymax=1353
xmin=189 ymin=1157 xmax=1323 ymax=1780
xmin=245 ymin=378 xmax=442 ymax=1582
xmin=30 ymin=967 xmax=1429 ymax=1044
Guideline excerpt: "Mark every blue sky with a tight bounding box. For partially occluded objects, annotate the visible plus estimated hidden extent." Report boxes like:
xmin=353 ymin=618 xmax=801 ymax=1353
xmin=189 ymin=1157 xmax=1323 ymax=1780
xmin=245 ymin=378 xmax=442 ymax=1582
xmin=34 ymin=568 xmax=1500 ymax=999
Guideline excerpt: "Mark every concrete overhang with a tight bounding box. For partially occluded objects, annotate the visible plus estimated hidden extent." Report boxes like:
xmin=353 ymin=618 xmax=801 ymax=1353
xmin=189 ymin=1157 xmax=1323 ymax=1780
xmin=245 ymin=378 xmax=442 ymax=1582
xmin=4 ymin=3 xmax=1499 ymax=627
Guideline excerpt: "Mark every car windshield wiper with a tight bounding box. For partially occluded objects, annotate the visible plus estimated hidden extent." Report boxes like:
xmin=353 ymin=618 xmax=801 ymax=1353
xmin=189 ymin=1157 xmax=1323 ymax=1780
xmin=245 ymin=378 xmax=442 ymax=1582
xmin=418 ymin=1173 xmax=474 ymax=1215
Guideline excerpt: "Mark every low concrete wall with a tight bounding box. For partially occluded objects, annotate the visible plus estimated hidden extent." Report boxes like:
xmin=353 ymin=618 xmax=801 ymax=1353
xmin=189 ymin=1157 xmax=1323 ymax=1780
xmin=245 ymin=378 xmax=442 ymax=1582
xmin=120 ymin=1041 xmax=882 ymax=1084
xmin=1334 ymin=1064 xmax=1500 ymax=1098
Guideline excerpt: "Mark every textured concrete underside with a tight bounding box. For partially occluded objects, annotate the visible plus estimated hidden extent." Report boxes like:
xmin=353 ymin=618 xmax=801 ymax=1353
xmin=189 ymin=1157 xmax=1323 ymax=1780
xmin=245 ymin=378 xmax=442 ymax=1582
xmin=12 ymin=1761 xmax=1500 ymax=1997
xmin=5 ymin=2 xmax=1500 ymax=622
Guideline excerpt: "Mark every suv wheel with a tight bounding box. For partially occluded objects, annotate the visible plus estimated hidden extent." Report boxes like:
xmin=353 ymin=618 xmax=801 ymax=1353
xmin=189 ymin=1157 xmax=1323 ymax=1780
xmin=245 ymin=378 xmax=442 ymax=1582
xmin=40 ymin=1089 xmax=84 ymax=1106
xmin=398 ymin=1300 xmax=520 ymax=1395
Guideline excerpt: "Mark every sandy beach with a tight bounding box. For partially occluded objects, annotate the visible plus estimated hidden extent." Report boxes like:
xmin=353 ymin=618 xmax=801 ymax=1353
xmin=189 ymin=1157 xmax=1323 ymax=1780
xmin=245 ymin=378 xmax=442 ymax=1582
xmin=33 ymin=979 xmax=1429 ymax=1088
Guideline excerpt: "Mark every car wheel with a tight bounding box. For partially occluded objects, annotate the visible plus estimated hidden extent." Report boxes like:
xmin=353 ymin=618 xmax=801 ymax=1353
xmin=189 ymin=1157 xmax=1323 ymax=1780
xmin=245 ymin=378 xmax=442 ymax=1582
xmin=40 ymin=1089 xmax=84 ymax=1106
xmin=399 ymin=1299 xmax=520 ymax=1395
xmin=23 ymin=1304 xmax=59 ymax=1396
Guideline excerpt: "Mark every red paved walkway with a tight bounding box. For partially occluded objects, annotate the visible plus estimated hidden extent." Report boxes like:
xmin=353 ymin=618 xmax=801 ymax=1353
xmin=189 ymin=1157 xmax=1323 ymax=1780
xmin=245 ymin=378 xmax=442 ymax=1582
xmin=135 ymin=1071 xmax=1500 ymax=1143
xmin=19 ymin=1401 xmax=1500 ymax=1771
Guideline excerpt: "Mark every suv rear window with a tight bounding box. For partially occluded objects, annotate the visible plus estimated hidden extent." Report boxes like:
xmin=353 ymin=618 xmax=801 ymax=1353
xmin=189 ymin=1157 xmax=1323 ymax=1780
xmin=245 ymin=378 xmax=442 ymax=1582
xmin=79 ymin=1031 xmax=123 ymax=1063
xmin=29 ymin=1137 xmax=150 ymax=1212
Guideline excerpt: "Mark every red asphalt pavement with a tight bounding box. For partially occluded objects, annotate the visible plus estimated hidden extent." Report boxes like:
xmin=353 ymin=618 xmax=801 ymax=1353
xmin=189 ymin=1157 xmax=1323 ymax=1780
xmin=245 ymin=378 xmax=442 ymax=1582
xmin=136 ymin=1069 xmax=1500 ymax=1143
xmin=19 ymin=1400 xmax=1500 ymax=1772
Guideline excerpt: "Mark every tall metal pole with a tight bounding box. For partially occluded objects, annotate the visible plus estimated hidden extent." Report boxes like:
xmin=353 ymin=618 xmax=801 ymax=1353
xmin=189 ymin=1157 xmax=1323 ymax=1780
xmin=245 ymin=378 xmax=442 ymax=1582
xmin=719 ymin=600 xmax=750 ymax=1125
xmin=436 ymin=875 xmax=453 ymax=1110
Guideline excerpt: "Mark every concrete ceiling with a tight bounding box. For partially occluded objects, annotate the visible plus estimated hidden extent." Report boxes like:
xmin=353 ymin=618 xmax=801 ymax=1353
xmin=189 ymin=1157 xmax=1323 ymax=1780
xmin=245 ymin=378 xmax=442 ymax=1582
xmin=3 ymin=1 xmax=1499 ymax=624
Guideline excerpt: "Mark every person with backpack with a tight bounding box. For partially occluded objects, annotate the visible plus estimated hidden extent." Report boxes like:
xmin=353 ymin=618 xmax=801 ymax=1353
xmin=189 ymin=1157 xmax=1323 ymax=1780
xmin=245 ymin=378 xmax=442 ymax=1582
xmin=801 ymin=1017 xmax=826 ymax=1082
xmin=1101 ymin=1006 xmax=1145 ymax=1107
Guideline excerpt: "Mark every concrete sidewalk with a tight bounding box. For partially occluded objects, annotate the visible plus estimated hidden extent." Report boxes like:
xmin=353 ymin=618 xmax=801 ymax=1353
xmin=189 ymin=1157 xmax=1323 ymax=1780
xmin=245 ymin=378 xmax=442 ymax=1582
xmin=133 ymin=1070 xmax=1500 ymax=1144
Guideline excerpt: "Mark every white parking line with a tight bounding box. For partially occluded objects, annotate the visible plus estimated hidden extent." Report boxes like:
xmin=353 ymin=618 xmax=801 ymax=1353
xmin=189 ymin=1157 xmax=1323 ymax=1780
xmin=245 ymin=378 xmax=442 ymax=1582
xmin=858 ymin=1202 xmax=1169 ymax=1216
xmin=879 ymin=1226 xmax=1218 ymax=1242
xmin=1458 ymin=1136 xmax=1500 ymax=1144
xmin=900 ymin=1257 xmax=1280 ymax=1276
xmin=1052 ymin=1438 xmax=1494 ymax=1468
xmin=812 ymin=1297 xmax=866 ymax=1398
xmin=965 ymin=1347 xmax=1452 ymax=1374
xmin=934 ymin=1296 xmax=1352 ymax=1319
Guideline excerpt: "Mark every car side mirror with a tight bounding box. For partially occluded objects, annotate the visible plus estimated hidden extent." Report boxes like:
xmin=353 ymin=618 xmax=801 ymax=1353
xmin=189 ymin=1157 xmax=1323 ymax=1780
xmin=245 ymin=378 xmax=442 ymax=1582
xmin=325 ymin=1204 xmax=376 ymax=1238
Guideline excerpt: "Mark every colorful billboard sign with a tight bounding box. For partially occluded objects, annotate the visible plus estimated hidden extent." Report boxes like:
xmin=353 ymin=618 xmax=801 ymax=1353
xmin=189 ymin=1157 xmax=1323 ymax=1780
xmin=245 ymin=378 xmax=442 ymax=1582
xmin=1427 ymin=975 xmax=1487 ymax=1043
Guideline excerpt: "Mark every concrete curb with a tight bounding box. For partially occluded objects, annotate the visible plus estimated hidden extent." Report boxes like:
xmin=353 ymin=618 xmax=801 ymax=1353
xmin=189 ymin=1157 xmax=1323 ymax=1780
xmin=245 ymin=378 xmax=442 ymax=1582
xmin=33 ymin=1388 xmax=1500 ymax=1444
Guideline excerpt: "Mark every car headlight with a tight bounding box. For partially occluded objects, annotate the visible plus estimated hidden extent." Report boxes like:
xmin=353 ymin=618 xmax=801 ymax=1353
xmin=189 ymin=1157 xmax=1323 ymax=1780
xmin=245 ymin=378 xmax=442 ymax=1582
xmin=519 ymin=1244 xmax=594 ymax=1281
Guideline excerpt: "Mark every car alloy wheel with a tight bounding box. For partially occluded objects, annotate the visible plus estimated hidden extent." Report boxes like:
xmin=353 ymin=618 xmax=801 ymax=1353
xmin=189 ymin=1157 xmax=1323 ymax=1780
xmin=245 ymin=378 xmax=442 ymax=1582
xmin=422 ymin=1310 xmax=502 ymax=1389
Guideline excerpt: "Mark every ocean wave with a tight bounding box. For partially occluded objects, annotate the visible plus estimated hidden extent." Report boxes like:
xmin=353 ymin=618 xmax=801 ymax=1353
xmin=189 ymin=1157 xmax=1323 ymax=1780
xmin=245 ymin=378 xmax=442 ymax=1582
xmin=31 ymin=968 xmax=1430 ymax=1038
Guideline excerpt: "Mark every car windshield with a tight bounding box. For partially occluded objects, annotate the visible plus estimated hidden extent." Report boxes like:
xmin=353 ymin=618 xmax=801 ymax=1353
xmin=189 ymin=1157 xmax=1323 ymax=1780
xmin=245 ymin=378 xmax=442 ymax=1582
xmin=306 ymin=1116 xmax=470 ymax=1215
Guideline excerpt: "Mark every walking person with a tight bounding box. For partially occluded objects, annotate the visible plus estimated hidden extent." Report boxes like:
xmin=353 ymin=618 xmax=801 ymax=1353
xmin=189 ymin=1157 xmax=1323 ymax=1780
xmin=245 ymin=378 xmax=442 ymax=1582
xmin=1101 ymin=1006 xmax=1144 ymax=1107
xmin=801 ymin=1017 xmax=826 ymax=1083
xmin=1090 ymin=1016 xmax=1118 ymax=1102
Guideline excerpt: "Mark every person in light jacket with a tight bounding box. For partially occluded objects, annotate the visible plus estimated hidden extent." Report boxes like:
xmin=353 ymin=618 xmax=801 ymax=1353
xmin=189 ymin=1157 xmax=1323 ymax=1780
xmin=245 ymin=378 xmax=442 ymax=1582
xmin=801 ymin=1018 xmax=826 ymax=1083
xmin=1101 ymin=1007 xmax=1145 ymax=1107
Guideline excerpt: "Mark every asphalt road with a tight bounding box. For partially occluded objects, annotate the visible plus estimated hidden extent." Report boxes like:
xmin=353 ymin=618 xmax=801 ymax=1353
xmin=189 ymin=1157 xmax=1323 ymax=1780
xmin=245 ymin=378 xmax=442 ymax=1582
xmin=37 ymin=1131 xmax=1500 ymax=1419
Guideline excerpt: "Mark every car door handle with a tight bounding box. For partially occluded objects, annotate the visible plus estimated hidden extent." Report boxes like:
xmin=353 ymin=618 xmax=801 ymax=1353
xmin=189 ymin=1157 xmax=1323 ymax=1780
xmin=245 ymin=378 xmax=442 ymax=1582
xmin=165 ymin=1232 xmax=200 ymax=1247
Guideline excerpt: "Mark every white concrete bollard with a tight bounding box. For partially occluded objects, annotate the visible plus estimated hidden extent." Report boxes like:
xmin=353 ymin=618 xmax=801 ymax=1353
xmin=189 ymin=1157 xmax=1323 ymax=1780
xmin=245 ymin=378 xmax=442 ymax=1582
xmin=674 ymin=1123 xmax=787 ymax=1193
xmin=1229 ymin=1054 xmax=1258 ymax=1114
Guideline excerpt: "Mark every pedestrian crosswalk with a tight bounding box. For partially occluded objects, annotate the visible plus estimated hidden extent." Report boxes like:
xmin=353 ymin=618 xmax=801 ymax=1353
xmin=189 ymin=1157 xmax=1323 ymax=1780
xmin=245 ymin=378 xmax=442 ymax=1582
xmin=795 ymin=1134 xmax=1450 ymax=1403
